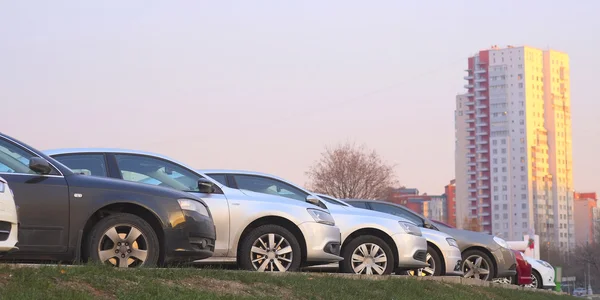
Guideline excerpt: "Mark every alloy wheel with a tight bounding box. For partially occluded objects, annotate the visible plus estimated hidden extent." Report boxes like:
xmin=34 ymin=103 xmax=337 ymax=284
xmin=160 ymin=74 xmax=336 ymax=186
xmin=97 ymin=225 xmax=148 ymax=268
xmin=462 ymin=254 xmax=491 ymax=280
xmin=492 ymin=277 xmax=512 ymax=285
xmin=524 ymin=274 xmax=539 ymax=289
xmin=250 ymin=233 xmax=293 ymax=272
xmin=408 ymin=253 xmax=435 ymax=276
xmin=351 ymin=243 xmax=388 ymax=275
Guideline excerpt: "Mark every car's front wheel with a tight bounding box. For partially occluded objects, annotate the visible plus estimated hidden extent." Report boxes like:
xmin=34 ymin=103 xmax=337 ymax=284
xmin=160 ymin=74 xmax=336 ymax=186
xmin=239 ymin=224 xmax=301 ymax=272
xmin=87 ymin=213 xmax=160 ymax=268
xmin=524 ymin=270 xmax=543 ymax=289
xmin=461 ymin=249 xmax=495 ymax=281
xmin=406 ymin=245 xmax=442 ymax=276
xmin=340 ymin=235 xmax=395 ymax=275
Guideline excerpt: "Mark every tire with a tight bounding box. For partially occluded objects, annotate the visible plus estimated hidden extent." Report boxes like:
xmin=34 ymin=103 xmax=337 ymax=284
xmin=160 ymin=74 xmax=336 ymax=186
xmin=238 ymin=224 xmax=301 ymax=272
xmin=528 ymin=270 xmax=543 ymax=289
xmin=340 ymin=235 xmax=395 ymax=275
xmin=461 ymin=249 xmax=495 ymax=281
xmin=87 ymin=213 xmax=160 ymax=268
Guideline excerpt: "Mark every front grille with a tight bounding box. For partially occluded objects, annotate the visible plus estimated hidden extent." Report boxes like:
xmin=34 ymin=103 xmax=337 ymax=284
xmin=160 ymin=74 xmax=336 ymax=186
xmin=0 ymin=221 xmax=11 ymax=242
xmin=413 ymin=250 xmax=427 ymax=262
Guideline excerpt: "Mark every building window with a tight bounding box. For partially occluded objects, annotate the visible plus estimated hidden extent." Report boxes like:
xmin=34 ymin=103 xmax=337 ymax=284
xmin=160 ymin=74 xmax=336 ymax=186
xmin=521 ymin=194 xmax=527 ymax=199
xmin=522 ymin=203 xmax=527 ymax=209
xmin=522 ymin=222 xmax=527 ymax=228
xmin=493 ymin=140 xmax=497 ymax=145
xmin=503 ymin=204 xmax=508 ymax=210
xmin=501 ymin=148 xmax=506 ymax=154
xmin=501 ymin=139 xmax=506 ymax=145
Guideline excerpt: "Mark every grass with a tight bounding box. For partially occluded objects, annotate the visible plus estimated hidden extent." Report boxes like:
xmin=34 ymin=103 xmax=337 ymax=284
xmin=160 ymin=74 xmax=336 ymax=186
xmin=0 ymin=264 xmax=575 ymax=300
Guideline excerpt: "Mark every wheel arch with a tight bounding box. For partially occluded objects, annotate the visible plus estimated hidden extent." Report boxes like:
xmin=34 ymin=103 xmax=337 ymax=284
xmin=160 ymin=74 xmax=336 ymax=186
xmin=236 ymin=216 xmax=307 ymax=264
xmin=342 ymin=228 xmax=398 ymax=267
xmin=80 ymin=202 xmax=166 ymax=264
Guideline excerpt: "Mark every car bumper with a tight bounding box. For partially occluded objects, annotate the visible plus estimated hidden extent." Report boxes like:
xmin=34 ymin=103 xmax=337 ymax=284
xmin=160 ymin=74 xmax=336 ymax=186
xmin=392 ymin=233 xmax=429 ymax=269
xmin=492 ymin=246 xmax=517 ymax=278
xmin=0 ymin=222 xmax=18 ymax=254
xmin=164 ymin=210 xmax=216 ymax=263
xmin=539 ymin=266 xmax=556 ymax=288
xmin=441 ymin=245 xmax=463 ymax=276
xmin=299 ymin=222 xmax=343 ymax=264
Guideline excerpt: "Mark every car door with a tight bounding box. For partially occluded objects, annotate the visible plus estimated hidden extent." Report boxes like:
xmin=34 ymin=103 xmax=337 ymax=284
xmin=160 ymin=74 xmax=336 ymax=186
xmin=110 ymin=153 xmax=231 ymax=257
xmin=367 ymin=202 xmax=426 ymax=227
xmin=0 ymin=137 xmax=70 ymax=253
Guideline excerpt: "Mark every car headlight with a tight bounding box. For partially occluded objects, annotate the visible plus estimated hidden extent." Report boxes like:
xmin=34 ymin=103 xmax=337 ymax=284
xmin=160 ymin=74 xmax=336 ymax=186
xmin=536 ymin=260 xmax=553 ymax=269
xmin=178 ymin=199 xmax=210 ymax=217
xmin=493 ymin=236 xmax=509 ymax=249
xmin=0 ymin=182 xmax=4 ymax=193
xmin=398 ymin=221 xmax=422 ymax=236
xmin=446 ymin=238 xmax=459 ymax=248
xmin=307 ymin=209 xmax=335 ymax=226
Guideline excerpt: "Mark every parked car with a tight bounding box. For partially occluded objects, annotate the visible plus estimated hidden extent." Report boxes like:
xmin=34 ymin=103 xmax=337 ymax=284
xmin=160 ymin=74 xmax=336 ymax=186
xmin=189 ymin=168 xmax=429 ymax=275
xmin=315 ymin=194 xmax=461 ymax=276
xmin=523 ymin=256 xmax=556 ymax=289
xmin=0 ymin=176 xmax=19 ymax=256
xmin=0 ymin=133 xmax=216 ymax=267
xmin=46 ymin=149 xmax=343 ymax=272
xmin=491 ymin=249 xmax=532 ymax=286
xmin=345 ymin=200 xmax=516 ymax=281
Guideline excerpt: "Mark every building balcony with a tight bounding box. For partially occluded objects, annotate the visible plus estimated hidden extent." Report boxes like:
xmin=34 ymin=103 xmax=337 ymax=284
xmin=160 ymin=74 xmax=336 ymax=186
xmin=465 ymin=110 xmax=476 ymax=114
xmin=466 ymin=118 xmax=476 ymax=123
xmin=475 ymin=95 xmax=486 ymax=100
xmin=465 ymin=100 xmax=476 ymax=106
xmin=466 ymin=153 xmax=476 ymax=158
xmin=479 ymin=194 xmax=490 ymax=198
xmin=476 ymin=149 xmax=488 ymax=154
xmin=466 ymin=127 xmax=476 ymax=132
xmin=466 ymin=135 xmax=476 ymax=140
xmin=479 ymin=202 xmax=490 ymax=208
xmin=476 ymin=104 xmax=487 ymax=109
xmin=479 ymin=174 xmax=489 ymax=179
xmin=476 ymin=140 xmax=488 ymax=145
xmin=476 ymin=113 xmax=487 ymax=118
xmin=468 ymin=196 xmax=477 ymax=201
xmin=475 ymin=87 xmax=487 ymax=92
xmin=475 ymin=77 xmax=487 ymax=83
xmin=480 ymin=212 xmax=491 ymax=217
xmin=476 ymin=158 xmax=489 ymax=163
xmin=482 ymin=220 xmax=491 ymax=225
xmin=467 ymin=162 xmax=476 ymax=166
xmin=476 ymin=122 xmax=488 ymax=127
xmin=468 ymin=188 xmax=477 ymax=193
xmin=467 ymin=144 xmax=476 ymax=149
xmin=464 ymin=84 xmax=474 ymax=89
xmin=466 ymin=93 xmax=475 ymax=97
xmin=467 ymin=179 xmax=476 ymax=184
xmin=475 ymin=69 xmax=486 ymax=74
xmin=467 ymin=171 xmax=476 ymax=176
xmin=464 ymin=75 xmax=474 ymax=80
xmin=478 ymin=185 xmax=490 ymax=190
xmin=476 ymin=131 xmax=488 ymax=135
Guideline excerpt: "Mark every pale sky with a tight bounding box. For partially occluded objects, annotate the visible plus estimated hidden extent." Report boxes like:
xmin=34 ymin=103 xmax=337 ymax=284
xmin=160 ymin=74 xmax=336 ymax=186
xmin=1 ymin=0 xmax=598 ymax=195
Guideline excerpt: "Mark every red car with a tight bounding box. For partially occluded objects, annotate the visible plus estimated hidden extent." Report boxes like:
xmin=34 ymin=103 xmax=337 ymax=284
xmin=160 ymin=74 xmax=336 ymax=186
xmin=512 ymin=249 xmax=532 ymax=285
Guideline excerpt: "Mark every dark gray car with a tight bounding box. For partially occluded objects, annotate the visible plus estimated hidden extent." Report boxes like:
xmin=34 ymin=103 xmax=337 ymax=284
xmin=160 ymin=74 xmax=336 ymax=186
xmin=344 ymin=199 xmax=517 ymax=281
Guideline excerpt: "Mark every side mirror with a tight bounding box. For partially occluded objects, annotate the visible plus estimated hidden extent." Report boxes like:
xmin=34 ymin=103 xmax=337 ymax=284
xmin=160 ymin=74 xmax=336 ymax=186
xmin=305 ymin=195 xmax=321 ymax=206
xmin=29 ymin=157 xmax=52 ymax=175
xmin=198 ymin=178 xmax=215 ymax=194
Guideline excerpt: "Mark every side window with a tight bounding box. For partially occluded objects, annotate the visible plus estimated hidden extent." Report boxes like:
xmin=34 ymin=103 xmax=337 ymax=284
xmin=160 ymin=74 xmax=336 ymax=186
xmin=0 ymin=138 xmax=45 ymax=175
xmin=206 ymin=174 xmax=228 ymax=186
xmin=114 ymin=154 xmax=204 ymax=193
xmin=233 ymin=175 xmax=308 ymax=201
xmin=348 ymin=201 xmax=369 ymax=209
xmin=369 ymin=202 xmax=424 ymax=226
xmin=53 ymin=154 xmax=108 ymax=177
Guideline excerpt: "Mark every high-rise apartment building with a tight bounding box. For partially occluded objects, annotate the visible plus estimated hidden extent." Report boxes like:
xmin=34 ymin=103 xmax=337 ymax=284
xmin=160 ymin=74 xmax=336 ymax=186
xmin=574 ymin=192 xmax=598 ymax=246
xmin=455 ymin=45 xmax=573 ymax=250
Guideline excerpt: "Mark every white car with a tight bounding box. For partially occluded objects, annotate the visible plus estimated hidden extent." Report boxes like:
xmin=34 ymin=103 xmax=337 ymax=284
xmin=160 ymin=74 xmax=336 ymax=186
xmin=0 ymin=176 xmax=18 ymax=256
xmin=524 ymin=256 xmax=556 ymax=289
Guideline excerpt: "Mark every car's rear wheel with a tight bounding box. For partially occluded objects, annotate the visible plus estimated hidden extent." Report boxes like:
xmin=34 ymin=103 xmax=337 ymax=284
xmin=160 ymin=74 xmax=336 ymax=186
xmin=461 ymin=249 xmax=495 ymax=281
xmin=340 ymin=235 xmax=395 ymax=275
xmin=87 ymin=213 xmax=160 ymax=268
xmin=406 ymin=245 xmax=442 ymax=276
xmin=239 ymin=224 xmax=301 ymax=272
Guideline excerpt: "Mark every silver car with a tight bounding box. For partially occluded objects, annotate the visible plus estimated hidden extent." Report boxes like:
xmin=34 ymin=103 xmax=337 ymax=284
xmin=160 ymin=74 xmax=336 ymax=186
xmin=321 ymin=196 xmax=462 ymax=277
xmin=45 ymin=149 xmax=343 ymax=272
xmin=198 ymin=170 xmax=430 ymax=275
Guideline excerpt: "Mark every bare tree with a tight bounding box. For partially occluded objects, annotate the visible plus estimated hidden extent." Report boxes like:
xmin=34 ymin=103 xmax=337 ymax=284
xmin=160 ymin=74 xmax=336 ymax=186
xmin=306 ymin=142 xmax=397 ymax=200
xmin=461 ymin=216 xmax=482 ymax=231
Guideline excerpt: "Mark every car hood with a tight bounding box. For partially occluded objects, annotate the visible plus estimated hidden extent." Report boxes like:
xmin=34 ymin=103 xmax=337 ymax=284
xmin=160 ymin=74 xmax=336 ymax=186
xmin=325 ymin=203 xmax=415 ymax=225
xmin=436 ymin=226 xmax=499 ymax=251
xmin=66 ymin=173 xmax=205 ymax=203
xmin=234 ymin=188 xmax=329 ymax=211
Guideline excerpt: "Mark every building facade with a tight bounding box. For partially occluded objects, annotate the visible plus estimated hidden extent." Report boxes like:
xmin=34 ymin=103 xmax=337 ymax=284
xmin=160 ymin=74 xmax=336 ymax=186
xmin=444 ymin=179 xmax=457 ymax=227
xmin=574 ymin=192 xmax=598 ymax=246
xmin=386 ymin=188 xmax=447 ymax=223
xmin=455 ymin=45 xmax=574 ymax=249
